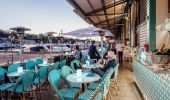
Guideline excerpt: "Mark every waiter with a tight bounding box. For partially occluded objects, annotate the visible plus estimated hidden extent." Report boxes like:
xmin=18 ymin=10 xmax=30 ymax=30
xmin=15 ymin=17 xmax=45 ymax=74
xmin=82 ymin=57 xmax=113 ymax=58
xmin=116 ymin=40 xmax=124 ymax=66
xmin=88 ymin=41 xmax=101 ymax=60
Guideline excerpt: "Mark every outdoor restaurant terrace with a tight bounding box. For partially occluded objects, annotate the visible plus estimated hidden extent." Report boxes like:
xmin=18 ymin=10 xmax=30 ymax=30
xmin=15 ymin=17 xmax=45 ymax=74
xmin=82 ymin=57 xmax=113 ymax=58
xmin=0 ymin=0 xmax=170 ymax=100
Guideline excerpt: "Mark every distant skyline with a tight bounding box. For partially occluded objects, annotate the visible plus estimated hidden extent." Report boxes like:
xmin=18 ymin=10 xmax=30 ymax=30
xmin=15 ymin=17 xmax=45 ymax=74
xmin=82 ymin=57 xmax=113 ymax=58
xmin=0 ymin=0 xmax=90 ymax=34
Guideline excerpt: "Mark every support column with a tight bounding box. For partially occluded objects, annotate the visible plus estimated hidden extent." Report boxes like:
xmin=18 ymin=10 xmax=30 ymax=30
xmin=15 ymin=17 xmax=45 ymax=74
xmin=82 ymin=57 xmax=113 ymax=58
xmin=148 ymin=0 xmax=156 ymax=51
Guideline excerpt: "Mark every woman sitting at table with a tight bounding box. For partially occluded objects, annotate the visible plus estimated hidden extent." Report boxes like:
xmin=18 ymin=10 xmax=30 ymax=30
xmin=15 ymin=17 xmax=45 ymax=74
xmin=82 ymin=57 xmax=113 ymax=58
xmin=73 ymin=45 xmax=82 ymax=60
xmin=93 ymin=51 xmax=118 ymax=76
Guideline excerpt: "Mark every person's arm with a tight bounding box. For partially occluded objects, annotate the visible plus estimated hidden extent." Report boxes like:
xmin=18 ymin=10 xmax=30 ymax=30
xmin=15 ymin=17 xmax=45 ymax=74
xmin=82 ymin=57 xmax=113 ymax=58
xmin=101 ymin=60 xmax=111 ymax=71
xmin=78 ymin=51 xmax=81 ymax=59
xmin=88 ymin=45 xmax=92 ymax=55
xmin=103 ymin=60 xmax=118 ymax=71
xmin=95 ymin=47 xmax=100 ymax=58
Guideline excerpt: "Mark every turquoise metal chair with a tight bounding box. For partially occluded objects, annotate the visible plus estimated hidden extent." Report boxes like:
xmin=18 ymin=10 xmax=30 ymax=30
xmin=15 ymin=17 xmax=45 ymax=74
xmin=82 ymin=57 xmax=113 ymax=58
xmin=0 ymin=68 xmax=16 ymax=93
xmin=36 ymin=59 xmax=43 ymax=65
xmin=70 ymin=60 xmax=82 ymax=72
xmin=87 ymin=67 xmax=112 ymax=90
xmin=87 ymin=68 xmax=114 ymax=100
xmin=48 ymin=70 xmax=80 ymax=100
xmin=110 ymin=64 xmax=120 ymax=95
xmin=33 ymin=66 xmax=49 ymax=99
xmin=7 ymin=71 xmax=36 ymax=99
xmin=87 ymin=67 xmax=114 ymax=99
xmin=103 ymin=67 xmax=114 ymax=99
xmin=59 ymin=59 xmax=66 ymax=69
xmin=52 ymin=62 xmax=60 ymax=70
xmin=8 ymin=64 xmax=21 ymax=83
xmin=26 ymin=60 xmax=36 ymax=70
xmin=35 ymin=58 xmax=43 ymax=69
xmin=34 ymin=66 xmax=49 ymax=87
xmin=8 ymin=64 xmax=20 ymax=73
xmin=78 ymin=81 xmax=104 ymax=100
xmin=60 ymin=66 xmax=81 ymax=88
xmin=81 ymin=51 xmax=88 ymax=64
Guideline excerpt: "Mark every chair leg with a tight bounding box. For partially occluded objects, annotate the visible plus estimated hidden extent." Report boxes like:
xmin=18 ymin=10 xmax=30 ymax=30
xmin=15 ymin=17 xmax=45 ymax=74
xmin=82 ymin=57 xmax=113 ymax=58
xmin=115 ymin=79 xmax=119 ymax=91
xmin=23 ymin=94 xmax=26 ymax=100
xmin=39 ymin=86 xmax=41 ymax=100
xmin=110 ymin=84 xmax=118 ymax=96
xmin=109 ymin=89 xmax=112 ymax=99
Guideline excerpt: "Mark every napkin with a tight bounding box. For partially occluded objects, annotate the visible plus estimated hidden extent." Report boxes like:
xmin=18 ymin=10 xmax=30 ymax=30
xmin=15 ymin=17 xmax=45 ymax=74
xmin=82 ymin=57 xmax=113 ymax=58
xmin=86 ymin=72 xmax=95 ymax=77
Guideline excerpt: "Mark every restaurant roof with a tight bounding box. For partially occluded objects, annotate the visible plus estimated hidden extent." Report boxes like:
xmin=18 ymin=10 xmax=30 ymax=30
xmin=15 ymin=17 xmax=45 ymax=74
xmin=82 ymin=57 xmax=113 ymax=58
xmin=66 ymin=0 xmax=129 ymax=35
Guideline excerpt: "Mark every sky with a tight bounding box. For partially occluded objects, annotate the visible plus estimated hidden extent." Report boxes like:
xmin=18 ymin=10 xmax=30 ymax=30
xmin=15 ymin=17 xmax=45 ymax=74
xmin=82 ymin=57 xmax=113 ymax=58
xmin=0 ymin=0 xmax=90 ymax=34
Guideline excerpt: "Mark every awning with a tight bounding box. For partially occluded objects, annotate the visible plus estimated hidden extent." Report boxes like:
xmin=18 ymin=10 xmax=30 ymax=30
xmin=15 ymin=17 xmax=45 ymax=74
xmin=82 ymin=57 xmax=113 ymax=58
xmin=66 ymin=0 xmax=129 ymax=34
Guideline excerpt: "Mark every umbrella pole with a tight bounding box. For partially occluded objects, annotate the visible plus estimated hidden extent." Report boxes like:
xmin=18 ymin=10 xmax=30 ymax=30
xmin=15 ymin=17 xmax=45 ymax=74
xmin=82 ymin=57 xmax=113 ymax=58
xmin=19 ymin=36 xmax=23 ymax=63
xmin=101 ymin=36 xmax=104 ymax=61
xmin=90 ymin=33 xmax=92 ymax=44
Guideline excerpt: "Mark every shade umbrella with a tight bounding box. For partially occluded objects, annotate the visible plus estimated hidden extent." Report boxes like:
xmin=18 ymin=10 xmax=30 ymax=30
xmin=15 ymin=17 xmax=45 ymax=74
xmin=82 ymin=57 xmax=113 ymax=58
xmin=65 ymin=26 xmax=113 ymax=38
xmin=65 ymin=26 xmax=113 ymax=61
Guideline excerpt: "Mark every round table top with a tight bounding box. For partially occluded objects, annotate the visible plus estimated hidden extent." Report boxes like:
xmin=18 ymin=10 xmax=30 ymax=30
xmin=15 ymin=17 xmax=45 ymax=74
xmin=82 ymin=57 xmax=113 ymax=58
xmin=38 ymin=63 xmax=50 ymax=67
xmin=82 ymin=63 xmax=104 ymax=69
xmin=66 ymin=72 xmax=100 ymax=84
xmin=7 ymin=70 xmax=29 ymax=77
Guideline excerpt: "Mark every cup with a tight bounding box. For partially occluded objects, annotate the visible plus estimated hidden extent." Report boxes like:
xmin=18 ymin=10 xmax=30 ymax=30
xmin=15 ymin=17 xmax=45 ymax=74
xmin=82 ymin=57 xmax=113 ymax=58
xmin=86 ymin=60 xmax=90 ymax=66
xmin=18 ymin=67 xmax=23 ymax=74
xmin=77 ymin=69 xmax=82 ymax=77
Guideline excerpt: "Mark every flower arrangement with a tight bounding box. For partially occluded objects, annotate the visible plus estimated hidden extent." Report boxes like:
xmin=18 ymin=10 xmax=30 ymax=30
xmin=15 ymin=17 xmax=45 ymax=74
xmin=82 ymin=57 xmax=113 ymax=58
xmin=156 ymin=18 xmax=170 ymax=46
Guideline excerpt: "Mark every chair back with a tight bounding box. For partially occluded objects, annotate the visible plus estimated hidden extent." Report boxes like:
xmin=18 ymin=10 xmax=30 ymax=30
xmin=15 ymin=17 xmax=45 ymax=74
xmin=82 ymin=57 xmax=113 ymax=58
xmin=81 ymin=51 xmax=88 ymax=64
xmin=59 ymin=59 xmax=66 ymax=68
xmin=20 ymin=71 xmax=36 ymax=91
xmin=90 ymin=82 xmax=104 ymax=100
xmin=98 ymin=67 xmax=111 ymax=83
xmin=0 ymin=67 xmax=7 ymax=83
xmin=26 ymin=60 xmax=36 ymax=70
xmin=52 ymin=62 xmax=60 ymax=70
xmin=60 ymin=66 xmax=74 ymax=78
xmin=8 ymin=64 xmax=20 ymax=73
xmin=36 ymin=58 xmax=43 ymax=65
xmin=48 ymin=70 xmax=64 ymax=100
xmin=70 ymin=60 xmax=81 ymax=72
xmin=102 ymin=68 xmax=114 ymax=97
xmin=37 ymin=66 xmax=49 ymax=82
xmin=113 ymin=63 xmax=119 ymax=79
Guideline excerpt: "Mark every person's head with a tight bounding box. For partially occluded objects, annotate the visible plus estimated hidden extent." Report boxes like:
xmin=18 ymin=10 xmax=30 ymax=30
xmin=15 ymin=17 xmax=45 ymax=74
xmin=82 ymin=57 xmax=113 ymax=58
xmin=107 ymin=51 xmax=116 ymax=59
xmin=74 ymin=45 xmax=79 ymax=51
xmin=92 ymin=41 xmax=95 ymax=45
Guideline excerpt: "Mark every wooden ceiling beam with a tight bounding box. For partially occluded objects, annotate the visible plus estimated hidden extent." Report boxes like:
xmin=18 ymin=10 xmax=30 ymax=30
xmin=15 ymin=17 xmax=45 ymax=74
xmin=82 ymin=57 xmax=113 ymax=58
xmin=86 ymin=0 xmax=127 ymax=16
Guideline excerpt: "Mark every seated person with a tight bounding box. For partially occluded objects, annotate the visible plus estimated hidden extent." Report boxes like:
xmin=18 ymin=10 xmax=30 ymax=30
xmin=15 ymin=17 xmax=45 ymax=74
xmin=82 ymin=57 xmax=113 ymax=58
xmin=93 ymin=51 xmax=118 ymax=77
xmin=73 ymin=45 xmax=82 ymax=60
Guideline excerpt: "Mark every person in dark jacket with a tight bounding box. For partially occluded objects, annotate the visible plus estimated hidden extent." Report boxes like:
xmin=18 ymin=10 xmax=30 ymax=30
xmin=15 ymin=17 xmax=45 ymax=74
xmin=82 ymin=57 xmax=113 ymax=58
xmin=88 ymin=41 xmax=101 ymax=60
xmin=93 ymin=51 xmax=118 ymax=76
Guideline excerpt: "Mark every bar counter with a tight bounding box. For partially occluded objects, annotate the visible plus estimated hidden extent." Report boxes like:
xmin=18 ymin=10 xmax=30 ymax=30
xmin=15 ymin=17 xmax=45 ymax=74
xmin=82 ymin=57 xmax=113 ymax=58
xmin=133 ymin=58 xmax=170 ymax=100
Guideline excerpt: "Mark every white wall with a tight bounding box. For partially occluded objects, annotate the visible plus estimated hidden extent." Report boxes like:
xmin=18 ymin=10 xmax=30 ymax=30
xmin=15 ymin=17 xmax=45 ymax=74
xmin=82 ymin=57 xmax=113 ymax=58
xmin=156 ymin=0 xmax=169 ymax=48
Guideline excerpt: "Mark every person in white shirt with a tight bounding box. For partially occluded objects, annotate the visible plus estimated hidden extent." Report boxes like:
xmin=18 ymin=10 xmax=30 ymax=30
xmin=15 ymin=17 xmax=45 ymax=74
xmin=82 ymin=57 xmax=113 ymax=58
xmin=116 ymin=40 xmax=125 ymax=66
xmin=124 ymin=47 xmax=131 ymax=63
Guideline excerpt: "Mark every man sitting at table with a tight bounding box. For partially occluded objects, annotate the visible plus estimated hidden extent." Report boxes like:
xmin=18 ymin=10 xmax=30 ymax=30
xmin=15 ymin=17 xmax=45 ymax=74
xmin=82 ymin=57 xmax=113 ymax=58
xmin=93 ymin=51 xmax=118 ymax=76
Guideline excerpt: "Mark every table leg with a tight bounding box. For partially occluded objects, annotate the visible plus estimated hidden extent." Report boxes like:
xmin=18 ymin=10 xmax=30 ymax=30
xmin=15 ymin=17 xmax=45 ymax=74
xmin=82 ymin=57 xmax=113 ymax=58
xmin=82 ymin=83 xmax=85 ymax=92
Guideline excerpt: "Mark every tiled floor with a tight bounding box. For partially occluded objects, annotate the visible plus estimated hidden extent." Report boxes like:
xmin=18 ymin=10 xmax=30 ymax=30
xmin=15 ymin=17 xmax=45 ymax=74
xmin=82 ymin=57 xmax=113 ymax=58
xmin=110 ymin=63 xmax=143 ymax=100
